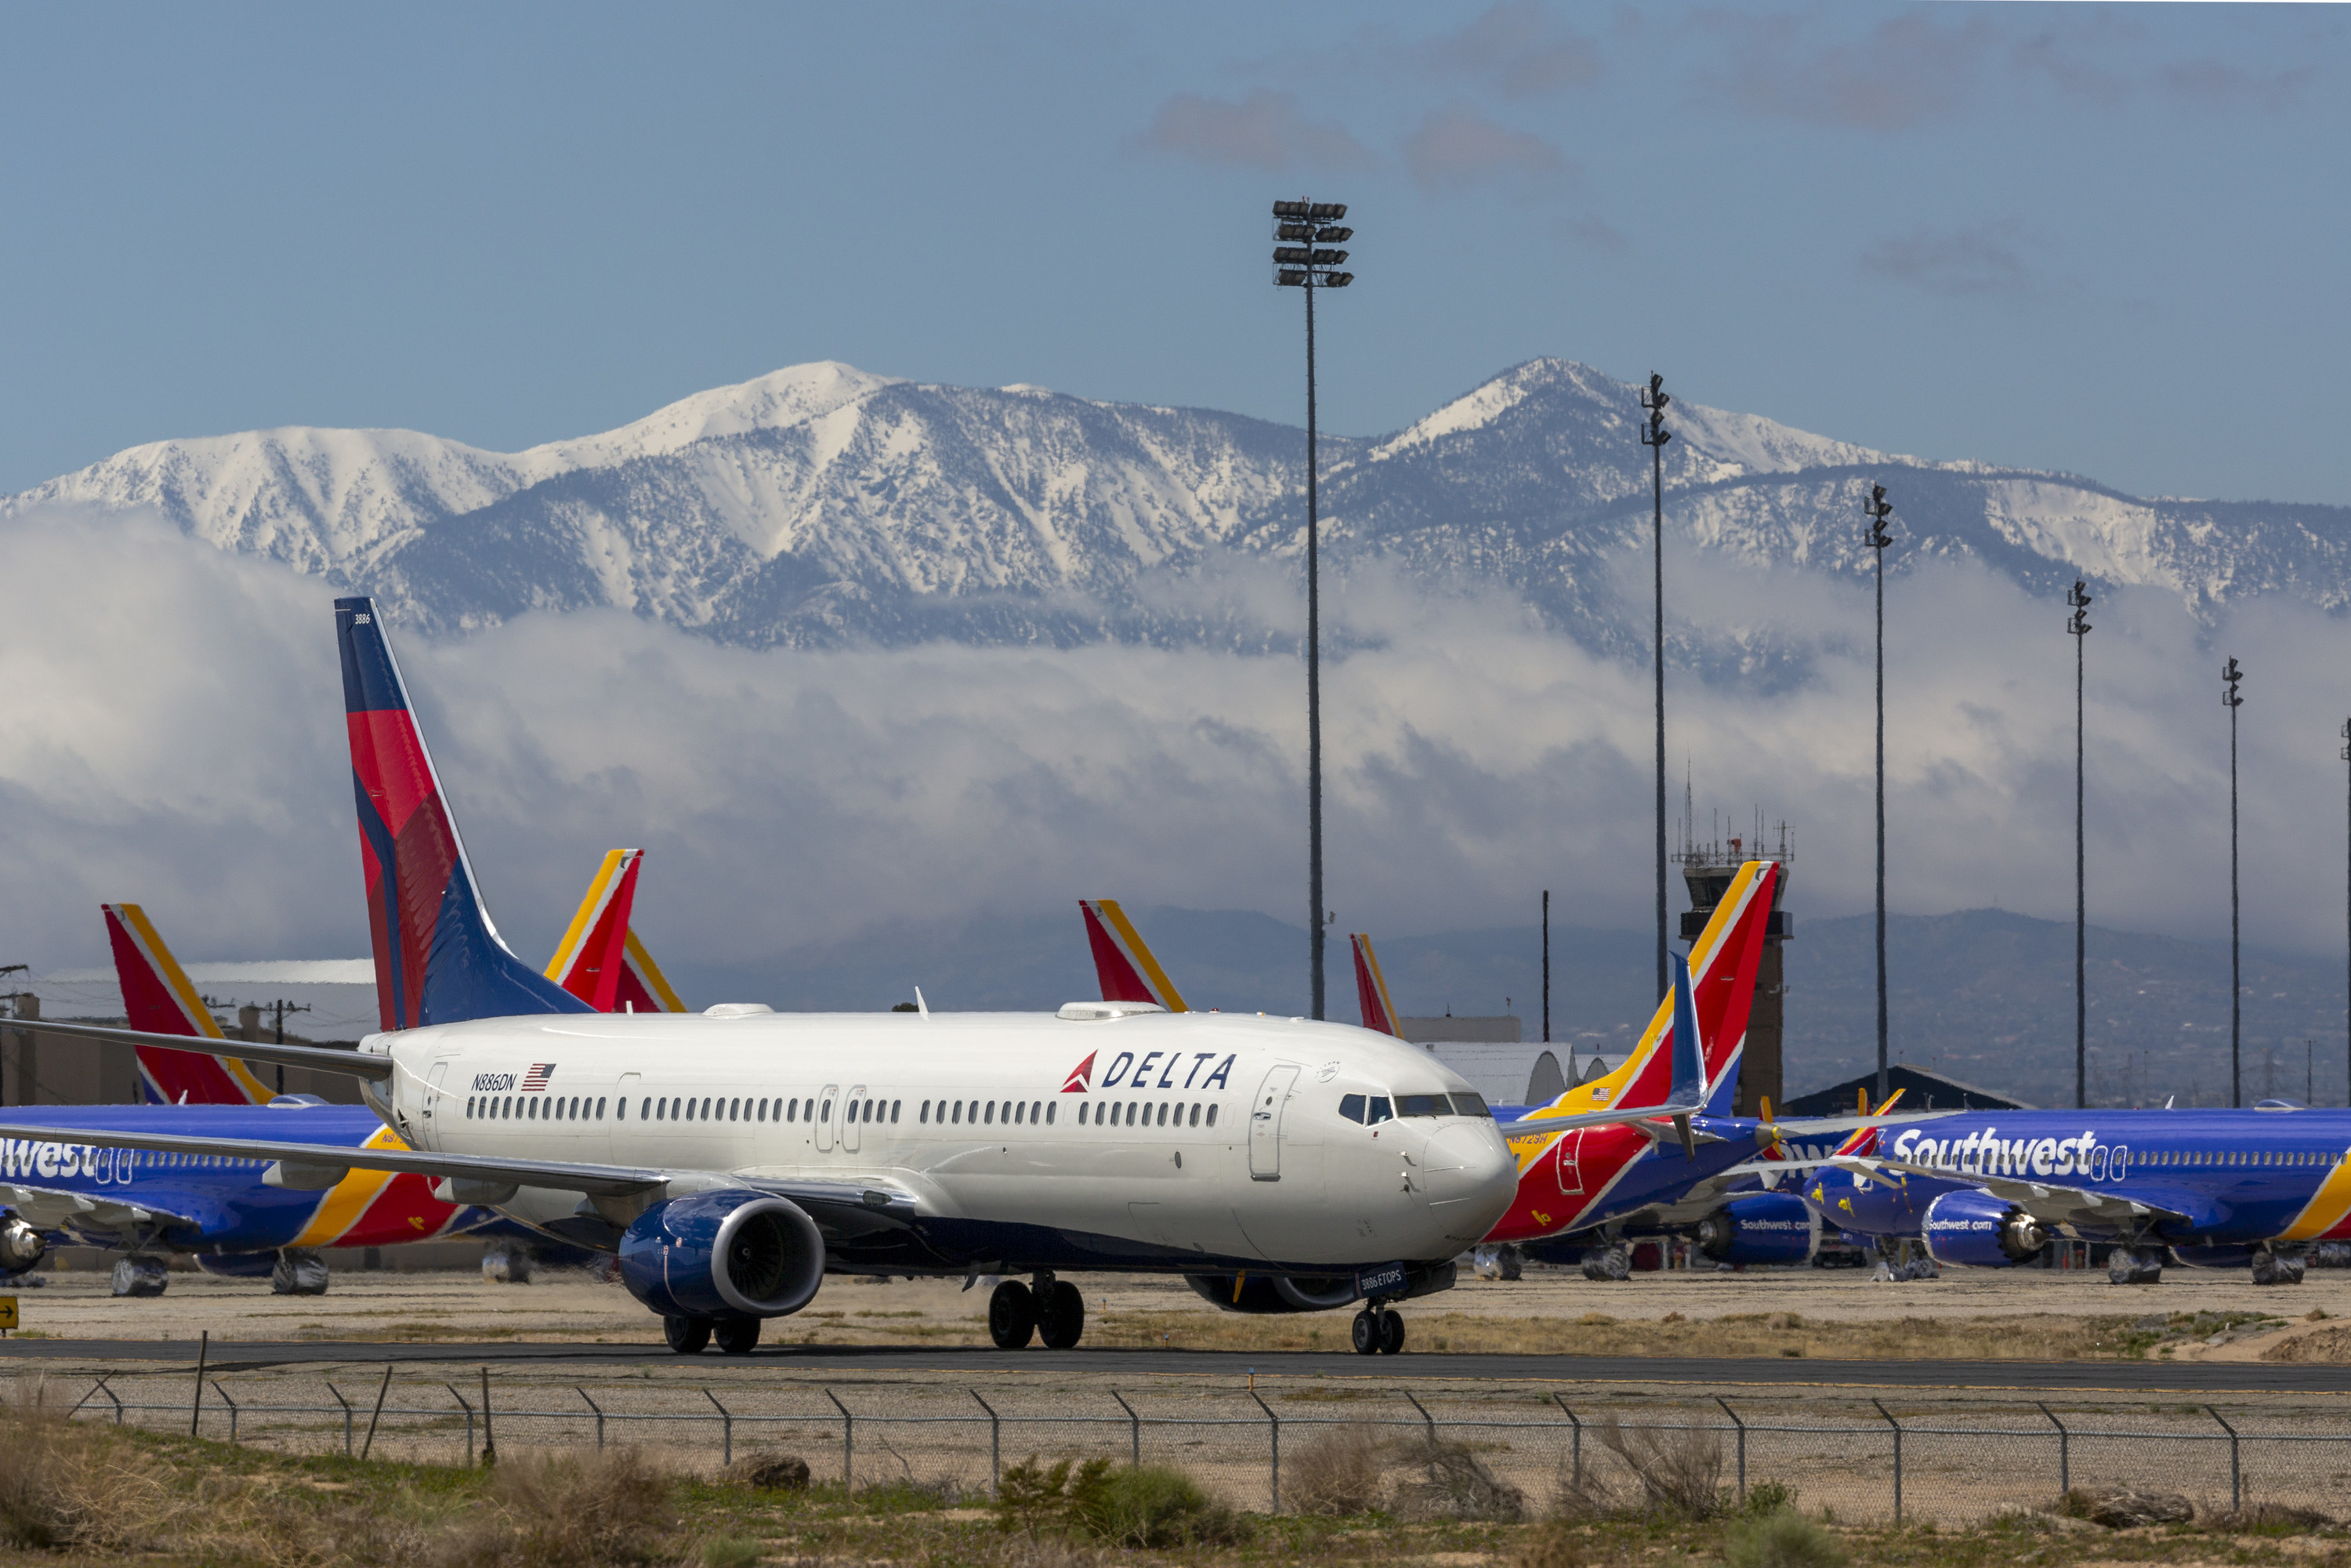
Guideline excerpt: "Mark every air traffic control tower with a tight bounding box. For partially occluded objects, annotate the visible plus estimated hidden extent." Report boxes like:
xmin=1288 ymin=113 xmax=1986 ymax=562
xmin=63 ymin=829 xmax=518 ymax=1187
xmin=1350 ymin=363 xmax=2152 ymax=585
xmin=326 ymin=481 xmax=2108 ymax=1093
xmin=1675 ymin=818 xmax=1793 ymax=1118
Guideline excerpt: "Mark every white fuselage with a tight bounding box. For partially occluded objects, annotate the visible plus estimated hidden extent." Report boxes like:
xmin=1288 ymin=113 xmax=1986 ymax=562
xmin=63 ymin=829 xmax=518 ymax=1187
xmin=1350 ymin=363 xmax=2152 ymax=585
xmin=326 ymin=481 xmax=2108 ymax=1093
xmin=358 ymin=1008 xmax=1519 ymax=1273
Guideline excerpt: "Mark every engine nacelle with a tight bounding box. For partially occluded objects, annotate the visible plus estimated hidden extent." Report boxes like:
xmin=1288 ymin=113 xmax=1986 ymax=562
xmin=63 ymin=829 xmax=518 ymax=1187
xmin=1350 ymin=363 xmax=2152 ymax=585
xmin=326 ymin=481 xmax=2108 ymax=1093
xmin=1922 ymin=1190 xmax=2046 ymax=1268
xmin=1186 ymin=1273 xmax=1343 ymax=1313
xmin=618 ymin=1190 xmax=824 ymax=1320
xmin=1694 ymin=1193 xmax=1820 ymax=1266
xmin=0 ymin=1216 xmax=45 ymax=1276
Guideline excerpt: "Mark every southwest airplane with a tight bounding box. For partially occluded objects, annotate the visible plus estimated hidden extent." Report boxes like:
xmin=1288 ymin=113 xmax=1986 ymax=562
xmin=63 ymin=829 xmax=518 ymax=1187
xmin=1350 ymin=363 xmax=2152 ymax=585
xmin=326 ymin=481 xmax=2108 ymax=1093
xmin=2 ymin=598 xmax=1723 ymax=1356
xmin=1081 ymin=878 xmax=1868 ymax=1281
xmin=0 ymin=855 xmax=671 ymax=1295
xmin=1789 ymin=1095 xmax=2351 ymax=1285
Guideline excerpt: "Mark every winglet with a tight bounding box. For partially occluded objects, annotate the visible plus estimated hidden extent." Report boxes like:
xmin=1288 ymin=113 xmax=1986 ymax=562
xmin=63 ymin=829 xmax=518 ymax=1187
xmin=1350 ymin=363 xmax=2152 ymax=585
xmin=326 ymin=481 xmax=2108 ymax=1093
xmin=1352 ymin=934 xmax=1400 ymax=1036
xmin=1080 ymin=900 xmax=1187 ymax=1012
xmin=336 ymin=597 xmax=592 ymax=1029
xmin=103 ymin=903 xmax=272 ymax=1106
xmin=545 ymin=850 xmax=645 ymax=1012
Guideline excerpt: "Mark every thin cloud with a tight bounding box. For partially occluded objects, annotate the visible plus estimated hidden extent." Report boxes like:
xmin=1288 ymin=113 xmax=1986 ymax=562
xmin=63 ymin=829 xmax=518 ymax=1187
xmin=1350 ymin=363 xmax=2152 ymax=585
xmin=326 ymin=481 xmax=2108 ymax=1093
xmin=2159 ymin=60 xmax=2317 ymax=111
xmin=1860 ymin=222 xmax=2034 ymax=299
xmin=1421 ymin=2 xmax=1603 ymax=98
xmin=1704 ymin=11 xmax=1999 ymax=132
xmin=1401 ymin=105 xmax=1576 ymax=194
xmin=1134 ymin=89 xmax=1376 ymax=172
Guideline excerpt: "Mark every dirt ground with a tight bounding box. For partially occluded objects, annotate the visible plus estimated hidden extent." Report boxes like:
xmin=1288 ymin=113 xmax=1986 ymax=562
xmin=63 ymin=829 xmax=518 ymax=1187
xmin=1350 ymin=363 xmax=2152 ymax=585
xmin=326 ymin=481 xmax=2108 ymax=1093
xmin=8 ymin=1257 xmax=2351 ymax=1363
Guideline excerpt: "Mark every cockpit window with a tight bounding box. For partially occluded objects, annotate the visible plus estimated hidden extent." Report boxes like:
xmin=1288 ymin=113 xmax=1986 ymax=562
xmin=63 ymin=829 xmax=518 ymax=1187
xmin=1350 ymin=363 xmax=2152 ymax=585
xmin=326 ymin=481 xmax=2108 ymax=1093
xmin=1340 ymin=1093 xmax=1366 ymax=1124
xmin=1450 ymin=1092 xmax=1489 ymax=1117
xmin=1396 ymin=1093 xmax=1448 ymax=1117
xmin=1365 ymin=1095 xmax=1393 ymax=1125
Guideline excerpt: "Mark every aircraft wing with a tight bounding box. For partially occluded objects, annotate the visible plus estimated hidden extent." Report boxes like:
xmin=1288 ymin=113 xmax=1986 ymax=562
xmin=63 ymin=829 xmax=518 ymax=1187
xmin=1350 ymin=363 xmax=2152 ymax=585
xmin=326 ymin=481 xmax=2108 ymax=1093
xmin=0 ymin=1180 xmax=203 ymax=1237
xmin=1833 ymin=1155 xmax=2197 ymax=1229
xmin=0 ymin=1121 xmax=914 ymax=1220
xmin=5 ymin=1019 xmax=391 ymax=1081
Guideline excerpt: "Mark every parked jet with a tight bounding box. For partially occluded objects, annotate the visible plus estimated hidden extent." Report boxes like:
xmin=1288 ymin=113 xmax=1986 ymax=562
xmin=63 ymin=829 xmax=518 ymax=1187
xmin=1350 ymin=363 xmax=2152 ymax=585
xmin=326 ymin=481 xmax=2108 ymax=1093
xmin=7 ymin=598 xmax=1726 ymax=1355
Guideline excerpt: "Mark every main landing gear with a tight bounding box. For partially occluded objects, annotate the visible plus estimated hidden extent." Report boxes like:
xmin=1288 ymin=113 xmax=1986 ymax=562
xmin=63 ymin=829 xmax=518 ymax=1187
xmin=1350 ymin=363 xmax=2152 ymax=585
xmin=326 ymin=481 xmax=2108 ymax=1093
xmin=989 ymin=1275 xmax=1086 ymax=1349
xmin=664 ymin=1316 xmax=763 ymax=1354
xmin=1351 ymin=1304 xmax=1405 ymax=1356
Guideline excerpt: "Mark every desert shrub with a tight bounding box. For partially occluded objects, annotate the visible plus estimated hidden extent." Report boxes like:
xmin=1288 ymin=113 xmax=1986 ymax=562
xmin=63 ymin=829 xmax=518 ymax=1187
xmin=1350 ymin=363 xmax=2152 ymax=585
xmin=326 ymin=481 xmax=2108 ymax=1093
xmin=1593 ymin=1416 xmax=1723 ymax=1519
xmin=1744 ymin=1479 xmax=1799 ymax=1516
xmin=1067 ymin=1462 xmax=1251 ymax=1548
xmin=994 ymin=1457 xmax=1103 ymax=1540
xmin=436 ymin=1449 xmax=679 ymax=1568
xmin=729 ymin=1453 xmax=810 ymax=1492
xmin=1722 ymin=1509 xmax=1846 ymax=1568
xmin=0 ymin=1382 xmax=183 ymax=1552
xmin=1285 ymin=1425 xmax=1386 ymax=1516
xmin=1393 ymin=1438 xmax=1524 ymax=1523
xmin=858 ymin=1475 xmax=963 ymax=1513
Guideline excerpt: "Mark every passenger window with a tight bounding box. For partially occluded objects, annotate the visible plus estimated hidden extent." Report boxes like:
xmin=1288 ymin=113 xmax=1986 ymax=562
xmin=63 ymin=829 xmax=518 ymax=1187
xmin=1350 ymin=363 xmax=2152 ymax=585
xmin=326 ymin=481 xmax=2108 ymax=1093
xmin=892 ymin=1100 xmax=901 ymax=1124
xmin=1340 ymin=1093 xmax=1365 ymax=1124
xmin=1031 ymin=1101 xmax=1041 ymax=1123
xmin=820 ymin=1099 xmax=833 ymax=1121
xmin=1127 ymin=1103 xmax=1139 ymax=1127
xmin=597 ymin=1098 xmax=607 ymax=1119
xmin=985 ymin=1103 xmax=996 ymax=1125
xmin=1078 ymin=1103 xmax=1089 ymax=1125
xmin=1045 ymin=1103 xmax=1055 ymax=1125
xmin=1188 ymin=1103 xmax=1201 ymax=1127
xmin=1367 ymin=1097 xmax=1393 ymax=1124
xmin=1207 ymin=1104 xmax=1219 ymax=1128
xmin=921 ymin=1101 xmax=931 ymax=1124
xmin=1157 ymin=1103 xmax=1168 ymax=1127
xmin=952 ymin=1102 xmax=963 ymax=1124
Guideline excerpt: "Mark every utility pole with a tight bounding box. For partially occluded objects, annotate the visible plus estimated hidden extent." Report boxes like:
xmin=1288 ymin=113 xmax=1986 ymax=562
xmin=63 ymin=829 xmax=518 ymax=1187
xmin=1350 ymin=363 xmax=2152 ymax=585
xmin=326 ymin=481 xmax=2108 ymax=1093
xmin=267 ymin=998 xmax=310 ymax=1096
xmin=2224 ymin=656 xmax=2245 ymax=1107
xmin=1865 ymin=483 xmax=1895 ymax=1101
xmin=1541 ymin=889 xmax=1551 ymax=1048
xmin=1640 ymin=374 xmax=1672 ymax=999
xmin=2342 ymin=719 xmax=2349 ymax=1106
xmin=0 ymin=965 xmax=26 ymax=1106
xmin=2067 ymin=580 xmax=2092 ymax=1108
xmin=1272 ymin=199 xmax=1354 ymax=1020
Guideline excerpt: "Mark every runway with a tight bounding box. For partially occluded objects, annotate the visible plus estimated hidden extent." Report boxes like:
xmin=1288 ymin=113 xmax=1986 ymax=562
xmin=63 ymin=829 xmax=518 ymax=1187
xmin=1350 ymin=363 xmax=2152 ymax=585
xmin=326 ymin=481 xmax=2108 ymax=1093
xmin=2 ymin=1336 xmax=2343 ymax=1393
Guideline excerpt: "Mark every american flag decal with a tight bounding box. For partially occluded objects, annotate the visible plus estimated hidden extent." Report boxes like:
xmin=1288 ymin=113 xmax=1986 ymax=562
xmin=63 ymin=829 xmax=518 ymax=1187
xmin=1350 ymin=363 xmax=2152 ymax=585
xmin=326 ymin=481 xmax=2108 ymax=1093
xmin=522 ymin=1063 xmax=556 ymax=1092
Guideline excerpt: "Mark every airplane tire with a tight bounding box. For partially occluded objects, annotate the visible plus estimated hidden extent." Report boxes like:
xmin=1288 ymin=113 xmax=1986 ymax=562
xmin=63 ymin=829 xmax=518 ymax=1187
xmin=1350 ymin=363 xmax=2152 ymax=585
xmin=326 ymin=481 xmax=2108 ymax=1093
xmin=715 ymin=1318 xmax=762 ymax=1355
xmin=664 ymin=1315 xmax=712 ymax=1354
xmin=989 ymin=1280 xmax=1038 ymax=1349
xmin=110 ymin=1256 xmax=169 ymax=1298
xmin=1378 ymin=1309 xmax=1405 ymax=1356
xmin=1351 ymin=1309 xmax=1379 ymax=1355
xmin=2253 ymin=1250 xmax=2306 ymax=1287
xmin=1037 ymin=1280 xmax=1085 ymax=1349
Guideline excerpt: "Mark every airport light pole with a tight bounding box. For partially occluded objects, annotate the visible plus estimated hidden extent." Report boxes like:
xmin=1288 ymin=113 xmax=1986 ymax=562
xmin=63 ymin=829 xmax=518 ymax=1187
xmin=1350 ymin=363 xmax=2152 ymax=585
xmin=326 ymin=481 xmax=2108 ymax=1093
xmin=1641 ymin=374 xmax=1672 ymax=1000
xmin=2224 ymin=656 xmax=2245 ymax=1107
xmin=1865 ymin=483 xmax=1895 ymax=1101
xmin=1273 ymin=198 xmax=1354 ymax=1020
xmin=2067 ymin=580 xmax=2092 ymax=1109
xmin=2340 ymin=719 xmax=2348 ymax=1106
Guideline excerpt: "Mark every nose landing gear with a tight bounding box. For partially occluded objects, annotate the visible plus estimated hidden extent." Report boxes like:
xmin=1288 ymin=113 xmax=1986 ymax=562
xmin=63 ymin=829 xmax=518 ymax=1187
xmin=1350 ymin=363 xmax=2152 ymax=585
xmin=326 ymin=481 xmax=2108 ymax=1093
xmin=1350 ymin=1304 xmax=1405 ymax=1356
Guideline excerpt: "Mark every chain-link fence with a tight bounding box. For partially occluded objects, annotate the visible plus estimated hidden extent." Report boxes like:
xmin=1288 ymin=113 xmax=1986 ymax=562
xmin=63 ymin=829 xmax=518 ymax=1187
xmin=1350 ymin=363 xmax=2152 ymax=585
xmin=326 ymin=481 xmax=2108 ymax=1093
xmin=22 ymin=1365 xmax=2351 ymax=1525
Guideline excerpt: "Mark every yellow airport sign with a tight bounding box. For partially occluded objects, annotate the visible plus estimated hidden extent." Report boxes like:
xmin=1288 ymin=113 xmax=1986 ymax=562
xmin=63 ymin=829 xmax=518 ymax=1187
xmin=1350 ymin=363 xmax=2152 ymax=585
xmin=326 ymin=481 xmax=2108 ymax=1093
xmin=0 ymin=1296 xmax=16 ymax=1331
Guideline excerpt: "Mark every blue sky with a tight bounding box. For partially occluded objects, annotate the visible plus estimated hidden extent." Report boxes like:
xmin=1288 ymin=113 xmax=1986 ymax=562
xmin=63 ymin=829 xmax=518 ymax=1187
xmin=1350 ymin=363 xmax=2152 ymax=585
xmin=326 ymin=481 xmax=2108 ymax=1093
xmin=3 ymin=2 xmax=2344 ymax=503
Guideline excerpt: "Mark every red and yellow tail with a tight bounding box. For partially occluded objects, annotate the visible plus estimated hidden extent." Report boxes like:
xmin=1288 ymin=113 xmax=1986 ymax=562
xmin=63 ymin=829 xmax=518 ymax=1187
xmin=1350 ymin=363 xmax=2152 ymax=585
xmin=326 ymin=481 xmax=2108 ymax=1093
xmin=544 ymin=849 xmax=645 ymax=1011
xmin=103 ymin=903 xmax=273 ymax=1106
xmin=1352 ymin=933 xmax=1400 ymax=1036
xmin=1079 ymin=900 xmax=1187 ymax=1011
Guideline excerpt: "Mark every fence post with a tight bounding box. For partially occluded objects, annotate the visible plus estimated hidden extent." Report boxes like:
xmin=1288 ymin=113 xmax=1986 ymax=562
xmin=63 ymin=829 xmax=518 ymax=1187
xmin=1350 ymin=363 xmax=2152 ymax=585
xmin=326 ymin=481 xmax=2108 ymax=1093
xmin=2207 ymin=1406 xmax=2241 ymax=1513
xmin=705 ymin=1389 xmax=734 ymax=1468
xmin=1403 ymin=1390 xmax=1438 ymax=1453
xmin=480 ymin=1367 xmax=497 ymax=1468
xmin=1110 ymin=1389 xmax=1142 ymax=1467
xmin=2036 ymin=1403 xmax=2069 ymax=1500
xmin=98 ymin=1380 xmax=124 ymax=1429
xmin=1248 ymin=1389 xmax=1280 ymax=1515
xmin=444 ymin=1384 xmax=475 ymax=1468
xmin=328 ymin=1384 xmax=353 ymax=1457
xmin=360 ymin=1363 xmax=393 ymax=1462
xmin=190 ymin=1329 xmax=208 ymax=1436
xmin=969 ymin=1390 xmax=1002 ymax=1493
xmin=212 ymin=1382 xmax=239 ymax=1447
xmin=1552 ymin=1394 xmax=1581 ymax=1492
xmin=1715 ymin=1397 xmax=1746 ymax=1504
xmin=578 ymin=1387 xmax=606 ymax=1451
xmin=826 ymin=1389 xmax=853 ymax=1491
xmin=1871 ymin=1399 xmax=1902 ymax=1523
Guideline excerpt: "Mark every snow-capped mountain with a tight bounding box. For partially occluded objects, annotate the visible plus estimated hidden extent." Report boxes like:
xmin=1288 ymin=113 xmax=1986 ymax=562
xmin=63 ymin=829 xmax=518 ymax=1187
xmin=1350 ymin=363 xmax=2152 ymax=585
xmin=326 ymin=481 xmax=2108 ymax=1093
xmin=14 ymin=358 xmax=2349 ymax=650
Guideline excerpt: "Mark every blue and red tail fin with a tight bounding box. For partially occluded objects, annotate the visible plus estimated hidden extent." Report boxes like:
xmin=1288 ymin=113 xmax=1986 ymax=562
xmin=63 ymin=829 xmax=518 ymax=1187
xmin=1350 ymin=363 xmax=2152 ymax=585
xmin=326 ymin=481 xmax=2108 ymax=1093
xmin=1352 ymin=933 xmax=1400 ymax=1036
xmin=1668 ymin=950 xmax=1704 ymax=1106
xmin=103 ymin=903 xmax=273 ymax=1105
xmin=1079 ymin=900 xmax=1188 ymax=1011
xmin=336 ymin=596 xmax=592 ymax=1030
xmin=1697 ymin=861 xmax=1778 ymax=1117
xmin=544 ymin=850 xmax=644 ymax=1012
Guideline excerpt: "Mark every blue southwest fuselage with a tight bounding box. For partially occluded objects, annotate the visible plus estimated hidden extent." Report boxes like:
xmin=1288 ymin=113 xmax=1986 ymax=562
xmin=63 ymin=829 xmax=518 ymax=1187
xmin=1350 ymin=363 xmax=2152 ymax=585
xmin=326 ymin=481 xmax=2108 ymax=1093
xmin=0 ymin=1102 xmax=479 ymax=1258
xmin=1799 ymin=1109 xmax=2351 ymax=1250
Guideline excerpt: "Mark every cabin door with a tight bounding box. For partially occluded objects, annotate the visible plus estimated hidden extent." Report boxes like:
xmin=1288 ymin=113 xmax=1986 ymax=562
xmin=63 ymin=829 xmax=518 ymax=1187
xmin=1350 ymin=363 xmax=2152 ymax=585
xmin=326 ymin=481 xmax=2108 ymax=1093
xmin=1249 ymin=1066 xmax=1299 ymax=1181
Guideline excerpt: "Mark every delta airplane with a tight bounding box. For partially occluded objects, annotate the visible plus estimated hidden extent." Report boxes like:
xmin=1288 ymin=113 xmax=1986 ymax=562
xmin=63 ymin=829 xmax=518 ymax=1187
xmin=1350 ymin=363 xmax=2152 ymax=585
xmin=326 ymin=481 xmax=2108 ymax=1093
xmin=1790 ymin=1095 xmax=2351 ymax=1285
xmin=1078 ymin=878 xmax=1878 ymax=1282
xmin=0 ymin=855 xmax=676 ymax=1295
xmin=3 ymin=598 xmax=1726 ymax=1356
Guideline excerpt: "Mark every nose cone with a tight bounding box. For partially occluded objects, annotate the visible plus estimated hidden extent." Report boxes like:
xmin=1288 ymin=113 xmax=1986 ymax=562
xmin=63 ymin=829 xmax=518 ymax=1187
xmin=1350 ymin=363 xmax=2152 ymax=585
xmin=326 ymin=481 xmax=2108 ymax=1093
xmin=1421 ymin=1120 xmax=1520 ymax=1244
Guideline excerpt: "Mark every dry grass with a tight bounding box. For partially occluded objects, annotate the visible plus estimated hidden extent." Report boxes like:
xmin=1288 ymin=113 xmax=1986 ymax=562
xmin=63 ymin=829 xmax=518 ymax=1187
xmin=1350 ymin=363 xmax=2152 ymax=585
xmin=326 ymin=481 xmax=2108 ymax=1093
xmin=1281 ymin=1425 xmax=1386 ymax=1517
xmin=0 ymin=1376 xmax=187 ymax=1552
xmin=1554 ymin=1415 xmax=1725 ymax=1521
xmin=436 ymin=1449 xmax=683 ymax=1567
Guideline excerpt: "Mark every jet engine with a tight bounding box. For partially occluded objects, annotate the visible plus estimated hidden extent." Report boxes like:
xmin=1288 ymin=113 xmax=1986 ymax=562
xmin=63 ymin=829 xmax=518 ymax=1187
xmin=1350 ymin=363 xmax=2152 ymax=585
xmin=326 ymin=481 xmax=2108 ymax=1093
xmin=1921 ymin=1190 xmax=2047 ymax=1268
xmin=618 ymin=1190 xmax=824 ymax=1320
xmin=1186 ymin=1273 xmax=1352 ymax=1313
xmin=1694 ymin=1193 xmax=1820 ymax=1266
xmin=0 ymin=1215 xmax=45 ymax=1276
